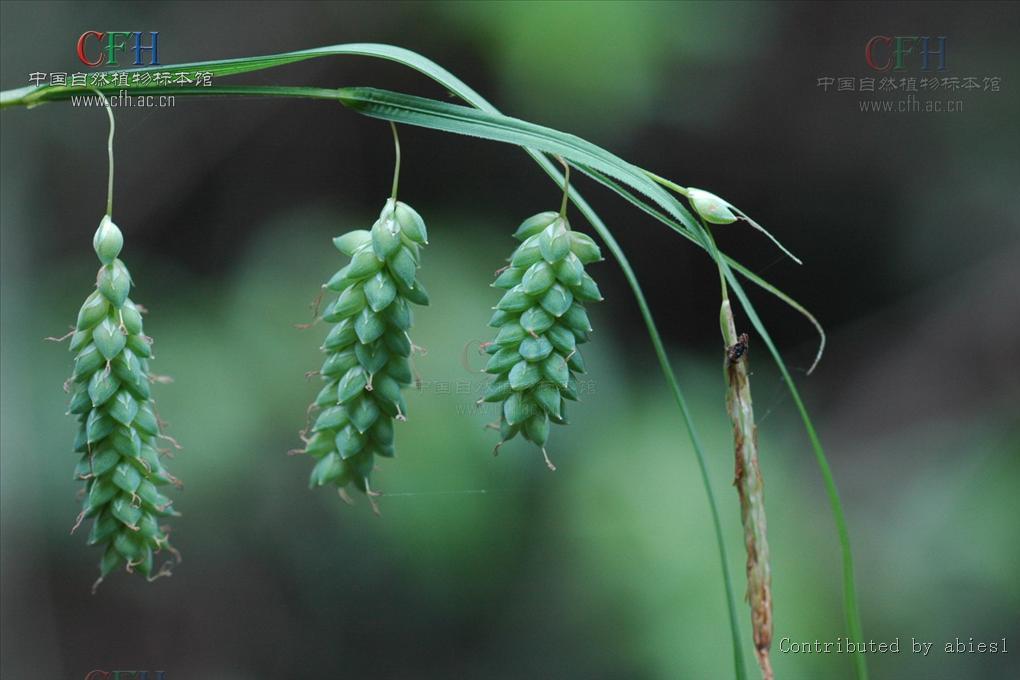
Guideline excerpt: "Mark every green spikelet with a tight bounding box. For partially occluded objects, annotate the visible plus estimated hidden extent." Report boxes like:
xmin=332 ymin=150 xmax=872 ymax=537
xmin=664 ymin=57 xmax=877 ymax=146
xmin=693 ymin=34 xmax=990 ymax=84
xmin=301 ymin=198 xmax=429 ymax=501
xmin=67 ymin=215 xmax=181 ymax=591
xmin=483 ymin=211 xmax=603 ymax=469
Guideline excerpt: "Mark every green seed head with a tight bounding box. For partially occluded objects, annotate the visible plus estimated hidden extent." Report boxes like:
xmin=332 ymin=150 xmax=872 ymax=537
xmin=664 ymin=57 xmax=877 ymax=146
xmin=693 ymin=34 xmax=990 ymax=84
xmin=301 ymin=199 xmax=430 ymax=498
xmin=687 ymin=187 xmax=739 ymax=225
xmin=485 ymin=212 xmax=602 ymax=467
xmin=93 ymin=215 xmax=123 ymax=264
xmin=66 ymin=220 xmax=180 ymax=589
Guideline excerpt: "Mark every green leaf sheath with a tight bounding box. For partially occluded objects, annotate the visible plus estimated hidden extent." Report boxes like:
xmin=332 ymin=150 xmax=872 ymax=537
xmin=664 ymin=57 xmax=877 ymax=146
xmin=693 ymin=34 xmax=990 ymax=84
xmin=68 ymin=216 xmax=180 ymax=590
xmin=302 ymin=199 xmax=428 ymax=495
xmin=483 ymin=212 xmax=603 ymax=468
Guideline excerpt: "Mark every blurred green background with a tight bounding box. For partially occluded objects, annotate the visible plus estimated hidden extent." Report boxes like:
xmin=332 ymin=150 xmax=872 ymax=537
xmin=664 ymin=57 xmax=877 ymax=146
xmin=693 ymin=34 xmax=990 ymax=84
xmin=1 ymin=2 xmax=1018 ymax=679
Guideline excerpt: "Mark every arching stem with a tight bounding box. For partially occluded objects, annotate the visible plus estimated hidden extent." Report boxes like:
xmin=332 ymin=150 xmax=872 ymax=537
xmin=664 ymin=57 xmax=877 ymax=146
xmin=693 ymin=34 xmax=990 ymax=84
xmin=90 ymin=88 xmax=116 ymax=217
xmin=390 ymin=121 xmax=401 ymax=204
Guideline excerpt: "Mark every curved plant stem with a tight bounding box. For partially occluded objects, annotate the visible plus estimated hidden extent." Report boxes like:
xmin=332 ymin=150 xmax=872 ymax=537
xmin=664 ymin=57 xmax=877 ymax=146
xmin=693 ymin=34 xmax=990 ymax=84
xmin=390 ymin=122 xmax=401 ymax=203
xmin=557 ymin=157 xmax=571 ymax=218
xmin=90 ymin=88 xmax=115 ymax=216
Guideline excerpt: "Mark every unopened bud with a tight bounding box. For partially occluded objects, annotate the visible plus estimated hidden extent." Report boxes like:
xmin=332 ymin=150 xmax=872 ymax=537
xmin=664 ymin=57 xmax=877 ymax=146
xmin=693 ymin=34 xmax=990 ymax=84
xmin=688 ymin=187 xmax=738 ymax=225
xmin=393 ymin=201 xmax=428 ymax=244
xmin=93 ymin=215 xmax=123 ymax=264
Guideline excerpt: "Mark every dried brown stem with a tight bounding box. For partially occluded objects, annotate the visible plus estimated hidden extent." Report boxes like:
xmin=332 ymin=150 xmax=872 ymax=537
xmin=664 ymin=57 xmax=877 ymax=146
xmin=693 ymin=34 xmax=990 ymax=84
xmin=721 ymin=299 xmax=773 ymax=680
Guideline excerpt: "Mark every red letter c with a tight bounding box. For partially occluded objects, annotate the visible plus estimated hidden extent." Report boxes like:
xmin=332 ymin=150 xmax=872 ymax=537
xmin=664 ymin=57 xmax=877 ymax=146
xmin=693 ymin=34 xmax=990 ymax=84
xmin=865 ymin=35 xmax=892 ymax=72
xmin=84 ymin=670 xmax=111 ymax=680
xmin=77 ymin=31 xmax=105 ymax=67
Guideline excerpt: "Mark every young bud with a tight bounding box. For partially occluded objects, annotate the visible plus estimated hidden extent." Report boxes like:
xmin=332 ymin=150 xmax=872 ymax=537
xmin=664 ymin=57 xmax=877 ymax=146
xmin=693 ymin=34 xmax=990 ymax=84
xmin=520 ymin=303 xmax=554 ymax=335
xmin=519 ymin=336 xmax=553 ymax=362
xmin=540 ymin=283 xmax=573 ymax=317
xmin=393 ymin=201 xmax=428 ymax=244
xmin=523 ymin=413 xmax=550 ymax=446
xmin=497 ymin=285 xmax=533 ymax=312
xmin=568 ymin=232 xmax=603 ymax=264
xmin=93 ymin=215 xmax=123 ymax=264
xmin=539 ymin=221 xmax=571 ymax=263
xmin=97 ymin=259 xmax=131 ymax=308
xmin=486 ymin=347 xmax=522 ymax=374
xmin=354 ymin=342 xmax=389 ymax=374
xmin=513 ymin=211 xmax=559 ymax=241
xmin=493 ymin=267 xmax=525 ymax=289
xmin=511 ymin=235 xmax=544 ymax=268
xmin=333 ymin=230 xmax=372 ymax=256
xmin=521 ymin=261 xmax=556 ymax=295
xmin=371 ymin=216 xmax=403 ymax=259
xmin=687 ymin=187 xmax=738 ymax=225
xmin=509 ymin=360 xmax=542 ymax=390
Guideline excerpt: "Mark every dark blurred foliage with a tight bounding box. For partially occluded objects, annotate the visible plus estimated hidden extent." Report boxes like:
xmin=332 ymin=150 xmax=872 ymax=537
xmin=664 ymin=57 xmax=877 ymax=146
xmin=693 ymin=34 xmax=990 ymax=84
xmin=2 ymin=2 xmax=1018 ymax=679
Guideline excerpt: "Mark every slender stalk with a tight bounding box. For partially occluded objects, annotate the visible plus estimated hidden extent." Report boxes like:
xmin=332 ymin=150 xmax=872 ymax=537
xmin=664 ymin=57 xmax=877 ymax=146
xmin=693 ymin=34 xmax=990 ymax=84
xmin=557 ymin=157 xmax=571 ymax=218
xmin=390 ymin=122 xmax=401 ymax=203
xmin=90 ymin=88 xmax=115 ymax=216
xmin=645 ymin=170 xmax=689 ymax=198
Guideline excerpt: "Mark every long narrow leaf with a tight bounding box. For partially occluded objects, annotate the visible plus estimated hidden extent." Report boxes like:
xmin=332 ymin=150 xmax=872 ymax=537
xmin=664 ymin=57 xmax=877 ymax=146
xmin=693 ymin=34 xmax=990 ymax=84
xmin=336 ymin=86 xmax=703 ymax=238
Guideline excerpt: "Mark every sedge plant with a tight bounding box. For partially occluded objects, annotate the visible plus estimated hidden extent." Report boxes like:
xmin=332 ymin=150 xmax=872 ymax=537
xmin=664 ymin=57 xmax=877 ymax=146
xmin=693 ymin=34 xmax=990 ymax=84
xmin=2 ymin=44 xmax=868 ymax=679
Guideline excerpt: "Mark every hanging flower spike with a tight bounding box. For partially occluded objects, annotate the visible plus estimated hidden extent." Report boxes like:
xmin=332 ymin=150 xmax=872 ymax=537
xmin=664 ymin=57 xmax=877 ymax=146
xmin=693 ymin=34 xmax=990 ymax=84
xmin=68 ymin=215 xmax=181 ymax=592
xmin=481 ymin=206 xmax=603 ymax=470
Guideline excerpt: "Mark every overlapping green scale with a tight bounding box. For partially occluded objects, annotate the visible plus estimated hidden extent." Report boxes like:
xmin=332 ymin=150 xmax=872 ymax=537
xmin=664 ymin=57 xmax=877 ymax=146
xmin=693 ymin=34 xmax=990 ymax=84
xmin=67 ymin=216 xmax=180 ymax=589
xmin=482 ymin=211 xmax=603 ymax=467
xmin=302 ymin=199 xmax=429 ymax=496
